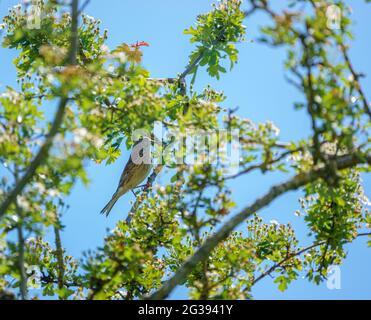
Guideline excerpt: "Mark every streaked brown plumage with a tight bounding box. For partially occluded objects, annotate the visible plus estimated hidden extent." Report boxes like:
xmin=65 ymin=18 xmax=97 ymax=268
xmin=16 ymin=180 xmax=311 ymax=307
xmin=100 ymin=138 xmax=152 ymax=217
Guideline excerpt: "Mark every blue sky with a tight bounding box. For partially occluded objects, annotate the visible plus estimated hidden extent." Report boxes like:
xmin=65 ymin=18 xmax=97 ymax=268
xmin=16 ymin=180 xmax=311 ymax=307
xmin=0 ymin=0 xmax=370 ymax=299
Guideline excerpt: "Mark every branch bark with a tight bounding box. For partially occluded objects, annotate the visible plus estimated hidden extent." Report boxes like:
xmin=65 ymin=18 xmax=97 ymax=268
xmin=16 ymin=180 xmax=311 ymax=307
xmin=0 ymin=0 xmax=80 ymax=218
xmin=14 ymin=166 xmax=27 ymax=300
xmin=16 ymin=224 xmax=27 ymax=300
xmin=54 ymin=217 xmax=65 ymax=292
xmin=147 ymin=152 xmax=370 ymax=300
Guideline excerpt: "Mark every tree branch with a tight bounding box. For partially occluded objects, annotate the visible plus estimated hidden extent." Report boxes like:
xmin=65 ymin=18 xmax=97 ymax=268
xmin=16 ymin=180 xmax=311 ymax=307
xmin=39 ymin=271 xmax=82 ymax=289
xmin=16 ymin=224 xmax=27 ymax=300
xmin=78 ymin=0 xmax=91 ymax=15
xmin=224 ymin=146 xmax=303 ymax=181
xmin=252 ymin=232 xmax=371 ymax=286
xmin=0 ymin=0 xmax=80 ymax=219
xmin=54 ymin=218 xmax=65 ymax=292
xmin=146 ymin=152 xmax=370 ymax=299
xmin=14 ymin=166 xmax=27 ymax=300
xmin=179 ymin=52 xmax=205 ymax=82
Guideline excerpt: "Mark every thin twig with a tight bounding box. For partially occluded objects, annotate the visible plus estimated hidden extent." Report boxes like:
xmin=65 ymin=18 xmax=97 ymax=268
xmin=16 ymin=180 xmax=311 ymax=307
xmin=54 ymin=217 xmax=65 ymax=292
xmin=16 ymin=224 xmax=27 ymax=300
xmin=224 ymin=146 xmax=303 ymax=181
xmin=340 ymin=44 xmax=371 ymax=119
xmin=252 ymin=232 xmax=371 ymax=285
xmin=14 ymin=166 xmax=27 ymax=300
xmin=179 ymin=53 xmax=205 ymax=82
xmin=77 ymin=0 xmax=91 ymax=15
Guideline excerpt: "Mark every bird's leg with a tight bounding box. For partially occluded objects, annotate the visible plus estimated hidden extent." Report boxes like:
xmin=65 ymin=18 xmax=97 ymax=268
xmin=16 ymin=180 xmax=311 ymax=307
xmin=145 ymin=180 xmax=151 ymax=189
xmin=132 ymin=184 xmax=147 ymax=190
xmin=131 ymin=189 xmax=138 ymax=197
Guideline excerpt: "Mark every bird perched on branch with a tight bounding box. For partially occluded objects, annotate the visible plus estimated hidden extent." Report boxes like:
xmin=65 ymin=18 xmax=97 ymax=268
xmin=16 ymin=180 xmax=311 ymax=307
xmin=100 ymin=136 xmax=152 ymax=217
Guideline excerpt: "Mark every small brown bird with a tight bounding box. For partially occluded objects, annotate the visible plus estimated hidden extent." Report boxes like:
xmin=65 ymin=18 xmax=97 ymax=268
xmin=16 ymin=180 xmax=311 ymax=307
xmin=100 ymin=137 xmax=152 ymax=217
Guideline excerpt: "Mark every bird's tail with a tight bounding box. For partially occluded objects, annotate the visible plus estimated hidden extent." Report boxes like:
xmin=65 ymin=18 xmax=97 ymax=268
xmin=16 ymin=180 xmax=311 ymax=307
xmin=100 ymin=192 xmax=120 ymax=217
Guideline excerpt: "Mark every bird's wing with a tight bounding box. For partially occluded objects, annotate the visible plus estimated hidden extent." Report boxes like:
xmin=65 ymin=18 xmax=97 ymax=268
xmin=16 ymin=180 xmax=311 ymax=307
xmin=118 ymin=157 xmax=135 ymax=188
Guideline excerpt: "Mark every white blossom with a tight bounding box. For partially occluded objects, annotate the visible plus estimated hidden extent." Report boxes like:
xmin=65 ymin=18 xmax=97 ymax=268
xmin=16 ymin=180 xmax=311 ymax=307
xmin=17 ymin=195 xmax=30 ymax=211
xmin=13 ymin=4 xmax=22 ymax=11
xmin=1 ymin=90 xmax=21 ymax=104
xmin=73 ymin=128 xmax=88 ymax=144
xmin=107 ymin=65 xmax=115 ymax=73
xmin=100 ymin=44 xmax=110 ymax=53
xmin=314 ymin=95 xmax=322 ymax=104
xmin=46 ymin=74 xmax=56 ymax=84
xmin=267 ymin=121 xmax=280 ymax=136
xmin=91 ymin=136 xmax=104 ymax=149
xmin=38 ymin=173 xmax=47 ymax=180
xmin=360 ymin=194 xmax=371 ymax=207
xmin=34 ymin=182 xmax=46 ymax=194
xmin=48 ymin=189 xmax=60 ymax=198
xmin=270 ymin=219 xmax=279 ymax=226
xmin=114 ymin=52 xmax=127 ymax=64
